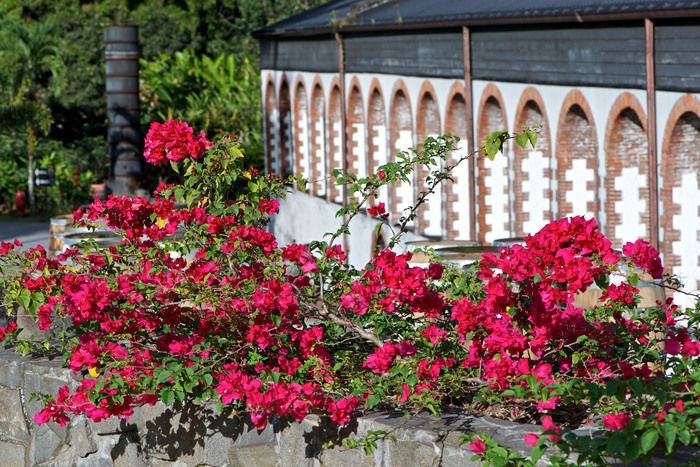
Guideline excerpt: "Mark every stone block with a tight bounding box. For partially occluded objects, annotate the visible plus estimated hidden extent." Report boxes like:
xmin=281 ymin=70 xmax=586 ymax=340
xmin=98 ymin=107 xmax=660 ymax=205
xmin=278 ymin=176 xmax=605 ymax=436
xmin=0 ymin=387 xmax=30 ymax=442
xmin=0 ymin=440 xmax=25 ymax=467
xmin=229 ymin=444 xmax=279 ymax=467
xmin=382 ymin=441 xmax=439 ymax=467
xmin=0 ymin=350 xmax=25 ymax=388
xmin=30 ymin=423 xmax=63 ymax=465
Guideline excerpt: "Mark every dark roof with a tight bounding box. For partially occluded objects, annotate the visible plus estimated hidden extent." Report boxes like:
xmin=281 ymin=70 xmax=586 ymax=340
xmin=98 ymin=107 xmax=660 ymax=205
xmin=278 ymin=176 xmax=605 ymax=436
xmin=255 ymin=0 xmax=700 ymax=37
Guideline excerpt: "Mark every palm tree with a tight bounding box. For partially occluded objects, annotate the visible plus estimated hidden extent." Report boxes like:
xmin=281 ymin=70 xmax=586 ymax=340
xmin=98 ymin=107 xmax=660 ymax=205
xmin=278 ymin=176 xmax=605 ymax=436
xmin=0 ymin=17 xmax=65 ymax=215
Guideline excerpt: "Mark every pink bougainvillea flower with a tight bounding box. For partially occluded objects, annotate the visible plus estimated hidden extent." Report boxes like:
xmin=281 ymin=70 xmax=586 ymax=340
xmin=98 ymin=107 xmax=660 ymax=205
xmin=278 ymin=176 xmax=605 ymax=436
xmin=622 ymin=239 xmax=663 ymax=279
xmin=523 ymin=433 xmax=540 ymax=447
xmin=469 ymin=437 xmax=487 ymax=455
xmin=603 ymin=412 xmax=631 ymax=431
xmin=367 ymin=202 xmax=386 ymax=217
xmin=144 ymin=120 xmax=212 ymax=166
xmin=258 ymin=198 xmax=279 ymax=215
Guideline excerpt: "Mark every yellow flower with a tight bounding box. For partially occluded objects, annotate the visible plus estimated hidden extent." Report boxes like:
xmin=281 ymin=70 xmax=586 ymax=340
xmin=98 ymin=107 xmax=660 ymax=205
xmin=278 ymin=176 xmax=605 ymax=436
xmin=243 ymin=171 xmax=252 ymax=179
xmin=88 ymin=367 xmax=100 ymax=378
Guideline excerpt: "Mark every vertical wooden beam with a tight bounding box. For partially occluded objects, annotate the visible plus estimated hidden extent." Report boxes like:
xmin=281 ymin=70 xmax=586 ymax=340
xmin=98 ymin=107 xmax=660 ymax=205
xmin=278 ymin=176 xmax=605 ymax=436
xmin=336 ymin=31 xmax=350 ymax=256
xmin=645 ymin=18 xmax=659 ymax=249
xmin=462 ymin=26 xmax=477 ymax=240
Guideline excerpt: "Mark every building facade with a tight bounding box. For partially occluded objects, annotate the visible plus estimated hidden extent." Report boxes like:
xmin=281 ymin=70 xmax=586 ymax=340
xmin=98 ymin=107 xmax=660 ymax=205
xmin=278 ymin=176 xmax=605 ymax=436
xmin=256 ymin=0 xmax=700 ymax=304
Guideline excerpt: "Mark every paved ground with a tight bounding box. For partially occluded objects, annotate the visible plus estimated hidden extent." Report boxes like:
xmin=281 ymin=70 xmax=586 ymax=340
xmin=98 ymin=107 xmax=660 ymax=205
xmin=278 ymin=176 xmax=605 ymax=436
xmin=0 ymin=220 xmax=50 ymax=251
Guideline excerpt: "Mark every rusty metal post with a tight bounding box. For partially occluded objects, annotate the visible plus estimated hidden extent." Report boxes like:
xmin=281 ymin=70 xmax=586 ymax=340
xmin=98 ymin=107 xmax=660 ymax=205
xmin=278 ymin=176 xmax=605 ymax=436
xmin=645 ymin=18 xmax=659 ymax=249
xmin=463 ymin=26 xmax=477 ymax=240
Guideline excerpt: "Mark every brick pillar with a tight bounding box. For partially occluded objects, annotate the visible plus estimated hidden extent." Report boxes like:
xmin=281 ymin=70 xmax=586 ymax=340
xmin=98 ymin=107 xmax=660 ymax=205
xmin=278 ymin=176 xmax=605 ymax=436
xmin=605 ymin=93 xmax=649 ymax=250
xmin=278 ymin=80 xmax=292 ymax=178
xmin=444 ymin=86 xmax=470 ymax=240
xmin=513 ymin=91 xmax=552 ymax=237
xmin=477 ymin=88 xmax=510 ymax=244
xmin=389 ymin=84 xmax=414 ymax=225
xmin=367 ymin=84 xmax=388 ymax=210
xmin=264 ymin=79 xmax=280 ymax=176
xmin=293 ymin=80 xmax=310 ymax=188
xmin=416 ymin=85 xmax=442 ymax=237
xmin=328 ymin=84 xmax=343 ymax=204
xmin=555 ymin=94 xmax=599 ymax=220
xmin=309 ymin=82 xmax=326 ymax=197
xmin=660 ymin=95 xmax=700 ymax=307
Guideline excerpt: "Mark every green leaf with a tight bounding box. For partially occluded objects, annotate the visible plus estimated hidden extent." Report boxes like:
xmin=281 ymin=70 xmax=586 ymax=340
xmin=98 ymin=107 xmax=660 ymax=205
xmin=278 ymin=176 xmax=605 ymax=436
xmin=640 ymin=429 xmax=658 ymax=454
xmin=161 ymin=389 xmax=175 ymax=405
xmin=628 ymin=273 xmax=639 ymax=287
xmin=660 ymin=424 xmax=677 ymax=453
xmin=366 ymin=394 xmax=380 ymax=410
xmin=515 ymin=132 xmax=529 ymax=148
xmin=527 ymin=130 xmax=538 ymax=148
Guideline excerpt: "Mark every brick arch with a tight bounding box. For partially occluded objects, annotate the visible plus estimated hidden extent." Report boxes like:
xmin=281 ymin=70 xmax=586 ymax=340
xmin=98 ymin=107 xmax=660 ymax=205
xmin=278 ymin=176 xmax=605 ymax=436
xmin=444 ymin=82 xmax=470 ymax=240
xmin=555 ymin=90 xmax=599 ymax=220
xmin=347 ymin=77 xmax=366 ymax=182
xmin=476 ymin=84 xmax=510 ymax=243
xmin=389 ymin=79 xmax=414 ymax=223
xmin=367 ymin=79 xmax=388 ymax=209
xmin=604 ymin=92 xmax=649 ymax=249
xmin=278 ymin=76 xmax=292 ymax=178
xmin=293 ymin=76 xmax=310 ymax=187
xmin=309 ymin=77 xmax=327 ymax=198
xmin=327 ymin=79 xmax=343 ymax=204
xmin=416 ymin=80 xmax=442 ymax=237
xmin=264 ymin=75 xmax=279 ymax=175
xmin=660 ymin=94 xmax=700 ymax=298
xmin=513 ymin=87 xmax=552 ymax=236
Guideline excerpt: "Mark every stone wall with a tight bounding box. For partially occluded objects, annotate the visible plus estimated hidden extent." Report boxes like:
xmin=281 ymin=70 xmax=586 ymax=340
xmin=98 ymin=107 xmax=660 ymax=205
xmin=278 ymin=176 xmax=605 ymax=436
xmin=0 ymin=349 xmax=546 ymax=467
xmin=1 ymin=349 xmax=696 ymax=466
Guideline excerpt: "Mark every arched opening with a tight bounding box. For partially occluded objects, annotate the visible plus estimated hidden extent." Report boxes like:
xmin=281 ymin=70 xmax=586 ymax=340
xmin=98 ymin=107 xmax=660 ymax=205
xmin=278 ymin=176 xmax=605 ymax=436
xmin=368 ymin=85 xmax=388 ymax=209
xmin=389 ymin=84 xmax=414 ymax=224
xmin=264 ymin=79 xmax=279 ymax=175
xmin=605 ymin=105 xmax=649 ymax=249
xmin=556 ymin=100 xmax=599 ymax=219
xmin=416 ymin=86 xmax=442 ymax=237
xmin=661 ymin=109 xmax=700 ymax=302
xmin=309 ymin=83 xmax=327 ymax=198
xmin=347 ymin=83 xmax=367 ymax=183
xmin=513 ymin=93 xmax=552 ymax=236
xmin=477 ymin=93 xmax=510 ymax=244
xmin=444 ymin=88 xmax=470 ymax=240
xmin=328 ymin=84 xmax=343 ymax=204
xmin=278 ymin=79 xmax=292 ymax=178
xmin=293 ymin=80 xmax=310 ymax=187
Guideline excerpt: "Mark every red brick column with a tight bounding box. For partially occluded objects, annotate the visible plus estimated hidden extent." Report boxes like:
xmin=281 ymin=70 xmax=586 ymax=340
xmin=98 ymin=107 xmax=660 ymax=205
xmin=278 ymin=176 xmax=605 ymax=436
xmin=660 ymin=94 xmax=700 ymax=292
xmin=309 ymin=78 xmax=326 ymax=197
xmin=389 ymin=80 xmax=414 ymax=224
xmin=264 ymin=76 xmax=278 ymax=176
xmin=278 ymin=78 xmax=292 ymax=178
xmin=444 ymin=82 xmax=469 ymax=240
xmin=415 ymin=81 xmax=442 ymax=236
xmin=347 ymin=78 xmax=365 ymax=179
xmin=293 ymin=77 xmax=309 ymax=187
xmin=604 ymin=92 xmax=649 ymax=249
xmin=327 ymin=82 xmax=343 ymax=204
xmin=512 ymin=87 xmax=552 ymax=236
xmin=555 ymin=90 xmax=599 ymax=220
xmin=367 ymin=80 xmax=387 ymax=209
xmin=476 ymin=84 xmax=510 ymax=243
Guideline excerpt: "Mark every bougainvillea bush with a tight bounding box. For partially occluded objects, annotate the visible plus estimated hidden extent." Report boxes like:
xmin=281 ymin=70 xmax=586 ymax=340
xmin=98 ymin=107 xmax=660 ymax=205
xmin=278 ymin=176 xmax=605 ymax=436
xmin=1 ymin=120 xmax=699 ymax=466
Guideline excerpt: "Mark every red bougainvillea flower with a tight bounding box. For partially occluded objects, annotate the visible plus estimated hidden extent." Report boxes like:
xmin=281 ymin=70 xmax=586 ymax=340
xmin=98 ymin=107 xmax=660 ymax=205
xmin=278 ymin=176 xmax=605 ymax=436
xmin=144 ymin=120 xmax=212 ymax=165
xmin=258 ymin=198 xmax=280 ymax=215
xmin=603 ymin=412 xmax=631 ymax=431
xmin=469 ymin=436 xmax=486 ymax=455
xmin=367 ymin=202 xmax=386 ymax=217
xmin=523 ymin=433 xmax=540 ymax=447
xmin=622 ymin=239 xmax=664 ymax=279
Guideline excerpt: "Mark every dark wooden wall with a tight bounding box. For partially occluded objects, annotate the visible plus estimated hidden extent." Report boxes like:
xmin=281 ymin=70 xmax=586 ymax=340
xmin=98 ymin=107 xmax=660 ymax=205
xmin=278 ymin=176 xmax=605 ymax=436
xmin=656 ymin=24 xmax=700 ymax=93
xmin=471 ymin=25 xmax=646 ymax=89
xmin=343 ymin=31 xmax=464 ymax=78
xmin=259 ymin=24 xmax=700 ymax=94
xmin=260 ymin=37 xmax=339 ymax=73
